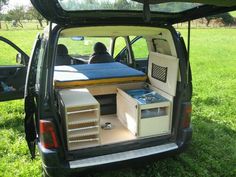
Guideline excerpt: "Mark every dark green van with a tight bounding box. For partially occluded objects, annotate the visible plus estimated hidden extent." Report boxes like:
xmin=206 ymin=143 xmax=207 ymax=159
xmin=0 ymin=1 xmax=235 ymax=177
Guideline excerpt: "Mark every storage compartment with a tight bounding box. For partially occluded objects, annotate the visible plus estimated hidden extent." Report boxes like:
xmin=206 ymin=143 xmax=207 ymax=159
xmin=67 ymin=110 xmax=98 ymax=125
xmin=141 ymin=107 xmax=168 ymax=118
xmin=95 ymin=94 xmax=116 ymax=115
xmin=100 ymin=114 xmax=136 ymax=145
xmin=139 ymin=112 xmax=170 ymax=137
xmin=117 ymin=88 xmax=172 ymax=137
xmin=58 ymin=86 xmax=173 ymax=151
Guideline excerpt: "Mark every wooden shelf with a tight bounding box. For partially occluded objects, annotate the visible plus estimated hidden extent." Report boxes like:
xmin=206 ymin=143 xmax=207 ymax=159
xmin=68 ymin=128 xmax=99 ymax=138
xmin=67 ymin=111 xmax=98 ymax=125
xmin=68 ymin=117 xmax=98 ymax=126
xmin=58 ymin=88 xmax=100 ymax=151
xmin=67 ymin=108 xmax=98 ymax=115
xmin=68 ymin=125 xmax=99 ymax=133
xmin=69 ymin=138 xmax=99 ymax=143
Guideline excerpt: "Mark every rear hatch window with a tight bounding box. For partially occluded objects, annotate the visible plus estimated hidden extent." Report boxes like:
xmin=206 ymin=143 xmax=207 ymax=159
xmin=58 ymin=0 xmax=202 ymax=13
xmin=31 ymin=0 xmax=236 ymax=25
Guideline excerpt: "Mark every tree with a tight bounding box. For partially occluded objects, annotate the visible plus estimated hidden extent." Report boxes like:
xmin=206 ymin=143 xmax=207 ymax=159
xmin=6 ymin=6 xmax=25 ymax=28
xmin=0 ymin=0 xmax=8 ymax=11
xmin=114 ymin=0 xmax=131 ymax=10
xmin=205 ymin=13 xmax=235 ymax=26
xmin=0 ymin=0 xmax=8 ymax=29
xmin=27 ymin=6 xmax=44 ymax=27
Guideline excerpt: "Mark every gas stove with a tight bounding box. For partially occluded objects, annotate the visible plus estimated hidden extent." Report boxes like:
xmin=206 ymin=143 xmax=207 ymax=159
xmin=125 ymin=89 xmax=167 ymax=104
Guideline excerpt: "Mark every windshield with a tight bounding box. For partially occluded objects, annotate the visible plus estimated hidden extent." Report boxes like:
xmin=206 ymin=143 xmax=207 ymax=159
xmin=58 ymin=0 xmax=202 ymax=13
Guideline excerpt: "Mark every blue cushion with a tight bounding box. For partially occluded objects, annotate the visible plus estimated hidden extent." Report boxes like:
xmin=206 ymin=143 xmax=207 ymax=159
xmin=54 ymin=62 xmax=145 ymax=82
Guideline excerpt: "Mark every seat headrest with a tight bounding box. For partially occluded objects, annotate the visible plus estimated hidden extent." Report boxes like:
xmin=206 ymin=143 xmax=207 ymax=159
xmin=89 ymin=53 xmax=114 ymax=64
xmin=93 ymin=42 xmax=107 ymax=54
xmin=57 ymin=44 xmax=68 ymax=56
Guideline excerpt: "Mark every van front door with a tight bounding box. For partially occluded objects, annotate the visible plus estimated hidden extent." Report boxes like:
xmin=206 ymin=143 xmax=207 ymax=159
xmin=0 ymin=36 xmax=29 ymax=101
xmin=0 ymin=34 xmax=42 ymax=158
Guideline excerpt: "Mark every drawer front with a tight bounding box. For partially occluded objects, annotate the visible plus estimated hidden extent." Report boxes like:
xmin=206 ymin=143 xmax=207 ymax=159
xmin=139 ymin=116 xmax=170 ymax=137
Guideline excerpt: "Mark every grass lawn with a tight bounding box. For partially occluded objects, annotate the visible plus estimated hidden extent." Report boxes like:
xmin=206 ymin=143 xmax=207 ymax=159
xmin=230 ymin=11 xmax=236 ymax=17
xmin=0 ymin=28 xmax=236 ymax=177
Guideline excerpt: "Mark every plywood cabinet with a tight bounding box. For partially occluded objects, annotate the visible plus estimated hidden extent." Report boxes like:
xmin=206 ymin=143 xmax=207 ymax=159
xmin=117 ymin=88 xmax=171 ymax=137
xmin=58 ymin=88 xmax=100 ymax=151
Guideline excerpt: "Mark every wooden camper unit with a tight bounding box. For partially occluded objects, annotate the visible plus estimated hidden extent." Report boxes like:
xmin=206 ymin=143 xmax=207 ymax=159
xmin=57 ymin=51 xmax=179 ymax=151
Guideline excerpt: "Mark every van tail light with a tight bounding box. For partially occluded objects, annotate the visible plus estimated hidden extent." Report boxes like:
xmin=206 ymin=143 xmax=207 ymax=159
xmin=182 ymin=103 xmax=192 ymax=128
xmin=40 ymin=120 xmax=59 ymax=149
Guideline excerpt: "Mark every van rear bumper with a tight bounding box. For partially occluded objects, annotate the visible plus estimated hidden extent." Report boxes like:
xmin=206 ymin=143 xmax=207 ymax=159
xmin=40 ymin=128 xmax=192 ymax=177
xmin=70 ymin=143 xmax=178 ymax=169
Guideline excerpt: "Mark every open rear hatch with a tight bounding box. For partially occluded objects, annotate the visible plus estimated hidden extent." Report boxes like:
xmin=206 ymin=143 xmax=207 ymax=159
xmin=30 ymin=0 xmax=236 ymax=25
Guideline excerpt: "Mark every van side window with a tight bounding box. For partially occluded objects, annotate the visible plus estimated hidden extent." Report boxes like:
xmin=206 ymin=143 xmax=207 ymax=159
xmin=131 ymin=37 xmax=149 ymax=60
xmin=0 ymin=41 xmax=22 ymax=65
xmin=113 ymin=37 xmax=129 ymax=64
xmin=153 ymin=38 xmax=171 ymax=55
xmin=113 ymin=37 xmax=127 ymax=57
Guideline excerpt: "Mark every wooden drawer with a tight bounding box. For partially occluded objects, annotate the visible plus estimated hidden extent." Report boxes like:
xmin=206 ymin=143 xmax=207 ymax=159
xmin=139 ymin=116 xmax=170 ymax=137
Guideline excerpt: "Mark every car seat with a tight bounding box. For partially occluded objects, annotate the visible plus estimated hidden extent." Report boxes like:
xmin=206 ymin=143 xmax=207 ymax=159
xmin=89 ymin=42 xmax=114 ymax=64
xmin=55 ymin=44 xmax=72 ymax=66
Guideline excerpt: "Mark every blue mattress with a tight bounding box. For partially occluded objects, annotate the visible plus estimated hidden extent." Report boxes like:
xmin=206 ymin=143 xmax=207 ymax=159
xmin=54 ymin=63 xmax=146 ymax=88
xmin=54 ymin=62 xmax=145 ymax=81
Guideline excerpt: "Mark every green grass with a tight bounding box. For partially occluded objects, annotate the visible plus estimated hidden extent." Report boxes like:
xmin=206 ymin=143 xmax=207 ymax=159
xmin=230 ymin=11 xmax=236 ymax=17
xmin=0 ymin=30 xmax=40 ymax=65
xmin=0 ymin=21 xmax=47 ymax=31
xmin=0 ymin=28 xmax=236 ymax=177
